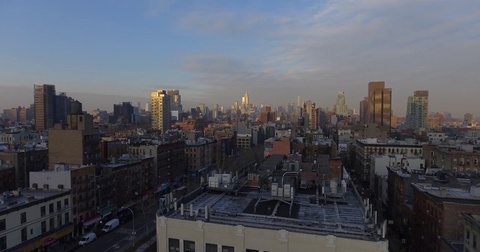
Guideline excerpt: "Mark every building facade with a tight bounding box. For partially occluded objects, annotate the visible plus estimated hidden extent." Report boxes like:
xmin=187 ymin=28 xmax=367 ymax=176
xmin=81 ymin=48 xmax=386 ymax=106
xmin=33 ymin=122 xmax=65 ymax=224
xmin=48 ymin=113 xmax=101 ymax=168
xmin=0 ymin=188 xmax=72 ymax=251
xmin=29 ymin=164 xmax=96 ymax=236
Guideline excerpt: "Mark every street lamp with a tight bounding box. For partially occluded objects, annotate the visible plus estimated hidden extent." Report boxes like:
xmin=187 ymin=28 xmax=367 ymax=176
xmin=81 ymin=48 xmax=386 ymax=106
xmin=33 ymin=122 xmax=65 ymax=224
xmin=122 ymin=207 xmax=135 ymax=246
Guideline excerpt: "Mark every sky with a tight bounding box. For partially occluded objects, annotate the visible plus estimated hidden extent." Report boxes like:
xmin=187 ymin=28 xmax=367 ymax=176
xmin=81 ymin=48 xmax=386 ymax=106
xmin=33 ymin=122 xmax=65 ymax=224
xmin=0 ymin=0 xmax=479 ymax=117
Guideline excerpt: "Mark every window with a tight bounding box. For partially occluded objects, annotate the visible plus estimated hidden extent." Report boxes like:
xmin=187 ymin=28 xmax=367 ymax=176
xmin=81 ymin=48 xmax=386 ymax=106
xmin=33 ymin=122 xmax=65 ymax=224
xmin=64 ymin=198 xmax=69 ymax=207
xmin=49 ymin=203 xmax=54 ymax=213
xmin=246 ymin=250 xmax=259 ymax=252
xmin=184 ymin=240 xmax=195 ymax=252
xmin=168 ymin=238 xmax=180 ymax=252
xmin=205 ymin=244 xmax=217 ymax=252
xmin=222 ymin=246 xmax=234 ymax=252
xmin=49 ymin=218 xmax=55 ymax=231
xmin=20 ymin=212 xmax=26 ymax=224
xmin=41 ymin=206 xmax=46 ymax=217
xmin=57 ymin=214 xmax=62 ymax=226
xmin=65 ymin=213 xmax=69 ymax=224
xmin=475 ymin=159 xmax=479 ymax=166
xmin=57 ymin=201 xmax=61 ymax=211
xmin=21 ymin=228 xmax=27 ymax=242
xmin=0 ymin=219 xmax=5 ymax=231
xmin=41 ymin=221 xmax=46 ymax=233
xmin=0 ymin=236 xmax=6 ymax=250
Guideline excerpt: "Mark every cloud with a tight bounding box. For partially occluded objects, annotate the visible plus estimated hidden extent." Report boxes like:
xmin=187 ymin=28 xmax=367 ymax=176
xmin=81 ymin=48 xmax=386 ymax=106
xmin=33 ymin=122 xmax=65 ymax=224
xmin=171 ymin=0 xmax=480 ymax=115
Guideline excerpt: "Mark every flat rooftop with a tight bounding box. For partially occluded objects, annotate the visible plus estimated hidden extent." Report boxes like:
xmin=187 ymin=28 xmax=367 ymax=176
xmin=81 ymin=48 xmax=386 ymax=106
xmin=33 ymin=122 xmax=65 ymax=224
xmin=166 ymin=187 xmax=382 ymax=242
xmin=0 ymin=188 xmax=70 ymax=213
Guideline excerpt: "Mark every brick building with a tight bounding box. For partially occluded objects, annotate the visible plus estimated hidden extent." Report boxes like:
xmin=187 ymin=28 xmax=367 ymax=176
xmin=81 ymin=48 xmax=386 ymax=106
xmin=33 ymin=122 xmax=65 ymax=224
xmin=411 ymin=183 xmax=480 ymax=252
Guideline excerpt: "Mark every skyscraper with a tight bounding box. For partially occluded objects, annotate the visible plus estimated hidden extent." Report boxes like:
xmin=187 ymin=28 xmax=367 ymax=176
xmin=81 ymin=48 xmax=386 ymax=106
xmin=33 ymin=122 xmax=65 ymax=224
xmin=34 ymin=84 xmax=56 ymax=130
xmin=406 ymin=90 xmax=429 ymax=131
xmin=151 ymin=90 xmax=171 ymax=132
xmin=167 ymin=89 xmax=182 ymax=112
xmin=367 ymin=81 xmax=392 ymax=128
xmin=333 ymin=91 xmax=349 ymax=116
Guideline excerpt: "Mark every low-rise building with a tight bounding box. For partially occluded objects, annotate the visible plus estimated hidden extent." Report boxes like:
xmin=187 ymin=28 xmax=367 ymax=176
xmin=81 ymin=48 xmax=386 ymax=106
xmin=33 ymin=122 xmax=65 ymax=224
xmin=0 ymin=188 xmax=72 ymax=251
xmin=185 ymin=138 xmax=215 ymax=176
xmin=411 ymin=183 xmax=480 ymax=252
xmin=30 ymin=163 xmax=96 ymax=236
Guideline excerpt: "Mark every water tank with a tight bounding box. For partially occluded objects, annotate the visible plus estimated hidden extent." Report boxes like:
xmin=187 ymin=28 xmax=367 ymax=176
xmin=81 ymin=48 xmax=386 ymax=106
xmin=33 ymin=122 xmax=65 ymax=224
xmin=471 ymin=184 xmax=480 ymax=198
xmin=330 ymin=180 xmax=338 ymax=194
xmin=271 ymin=183 xmax=278 ymax=197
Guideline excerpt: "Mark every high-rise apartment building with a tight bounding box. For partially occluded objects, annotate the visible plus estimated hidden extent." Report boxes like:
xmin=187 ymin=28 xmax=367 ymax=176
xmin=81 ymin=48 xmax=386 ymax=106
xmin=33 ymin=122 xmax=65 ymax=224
xmin=406 ymin=90 xmax=429 ymax=131
xmin=367 ymin=81 xmax=392 ymax=128
xmin=151 ymin=90 xmax=171 ymax=132
xmin=303 ymin=100 xmax=318 ymax=130
xmin=333 ymin=91 xmax=349 ymax=116
xmin=34 ymin=84 xmax=56 ymax=130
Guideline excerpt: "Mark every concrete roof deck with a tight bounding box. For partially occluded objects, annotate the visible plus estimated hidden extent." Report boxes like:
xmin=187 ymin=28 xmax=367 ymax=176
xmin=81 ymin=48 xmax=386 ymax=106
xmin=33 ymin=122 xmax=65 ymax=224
xmin=166 ymin=187 xmax=381 ymax=241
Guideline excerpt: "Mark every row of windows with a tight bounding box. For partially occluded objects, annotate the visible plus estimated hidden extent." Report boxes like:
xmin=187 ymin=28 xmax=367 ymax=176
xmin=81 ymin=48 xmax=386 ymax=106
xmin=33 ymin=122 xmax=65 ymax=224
xmin=168 ymin=239 xmax=267 ymax=252
xmin=0 ymin=212 xmax=69 ymax=249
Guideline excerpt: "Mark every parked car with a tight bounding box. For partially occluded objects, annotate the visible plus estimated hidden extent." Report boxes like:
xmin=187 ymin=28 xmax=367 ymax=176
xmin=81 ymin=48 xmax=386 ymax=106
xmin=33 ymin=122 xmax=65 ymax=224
xmin=78 ymin=232 xmax=97 ymax=246
xmin=102 ymin=218 xmax=120 ymax=233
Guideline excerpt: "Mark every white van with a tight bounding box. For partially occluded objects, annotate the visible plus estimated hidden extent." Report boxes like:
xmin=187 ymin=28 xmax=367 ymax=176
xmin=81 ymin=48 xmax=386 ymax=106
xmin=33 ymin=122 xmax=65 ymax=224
xmin=78 ymin=232 xmax=97 ymax=246
xmin=102 ymin=218 xmax=120 ymax=233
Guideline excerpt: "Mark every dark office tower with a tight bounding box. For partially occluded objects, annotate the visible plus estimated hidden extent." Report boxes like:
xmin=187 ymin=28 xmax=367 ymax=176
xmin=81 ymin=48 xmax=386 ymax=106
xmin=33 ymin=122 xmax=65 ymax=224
xmin=55 ymin=92 xmax=75 ymax=125
xmin=359 ymin=97 xmax=369 ymax=124
xmin=367 ymin=81 xmax=392 ymax=128
xmin=110 ymin=102 xmax=135 ymax=124
xmin=34 ymin=84 xmax=56 ymax=131
xmin=167 ymin=89 xmax=182 ymax=112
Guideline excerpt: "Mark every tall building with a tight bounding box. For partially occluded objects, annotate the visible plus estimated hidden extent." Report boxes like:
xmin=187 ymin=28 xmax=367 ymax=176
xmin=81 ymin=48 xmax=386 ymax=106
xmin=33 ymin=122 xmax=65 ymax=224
xmin=359 ymin=97 xmax=368 ymax=124
xmin=241 ymin=91 xmax=249 ymax=107
xmin=109 ymin=102 xmax=135 ymax=124
xmin=167 ymin=89 xmax=182 ymax=112
xmin=55 ymin=92 xmax=75 ymax=125
xmin=34 ymin=84 xmax=56 ymax=130
xmin=303 ymin=100 xmax=318 ymax=130
xmin=368 ymin=81 xmax=392 ymax=128
xmin=151 ymin=90 xmax=171 ymax=132
xmin=333 ymin=91 xmax=349 ymax=116
xmin=406 ymin=90 xmax=429 ymax=131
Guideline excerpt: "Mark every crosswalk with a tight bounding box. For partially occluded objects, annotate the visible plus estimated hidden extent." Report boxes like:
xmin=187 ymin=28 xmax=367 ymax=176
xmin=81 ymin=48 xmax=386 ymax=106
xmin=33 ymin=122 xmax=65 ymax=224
xmin=116 ymin=227 xmax=135 ymax=235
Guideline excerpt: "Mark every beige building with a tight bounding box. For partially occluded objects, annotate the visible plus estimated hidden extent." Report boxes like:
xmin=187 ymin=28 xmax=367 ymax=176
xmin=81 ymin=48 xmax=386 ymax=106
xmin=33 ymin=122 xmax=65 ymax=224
xmin=48 ymin=113 xmax=100 ymax=169
xmin=0 ymin=188 xmax=72 ymax=251
xmin=157 ymin=188 xmax=388 ymax=252
xmin=151 ymin=90 xmax=171 ymax=133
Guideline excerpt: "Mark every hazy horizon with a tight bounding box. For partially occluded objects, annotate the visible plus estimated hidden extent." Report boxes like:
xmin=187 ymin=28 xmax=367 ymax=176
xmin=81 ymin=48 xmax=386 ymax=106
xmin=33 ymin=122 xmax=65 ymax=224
xmin=1 ymin=1 xmax=479 ymax=118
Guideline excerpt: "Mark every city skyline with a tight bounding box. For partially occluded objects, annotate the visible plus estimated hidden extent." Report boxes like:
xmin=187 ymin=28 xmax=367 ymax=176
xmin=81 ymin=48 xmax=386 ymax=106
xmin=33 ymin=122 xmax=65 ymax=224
xmin=1 ymin=1 xmax=479 ymax=116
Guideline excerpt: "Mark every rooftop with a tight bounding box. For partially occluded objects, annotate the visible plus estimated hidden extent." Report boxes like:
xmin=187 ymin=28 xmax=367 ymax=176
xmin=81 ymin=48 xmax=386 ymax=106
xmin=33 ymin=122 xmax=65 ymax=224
xmin=0 ymin=188 xmax=70 ymax=213
xmin=165 ymin=187 xmax=384 ymax=242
